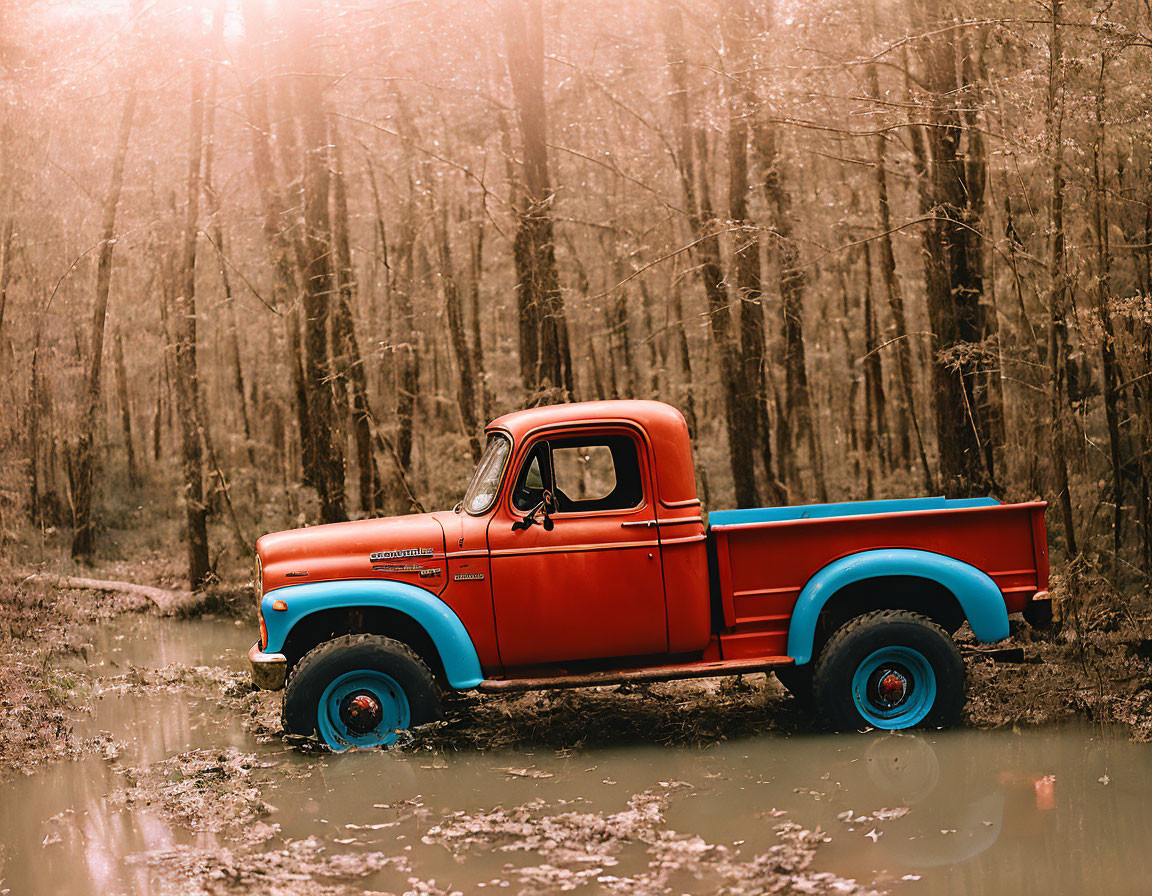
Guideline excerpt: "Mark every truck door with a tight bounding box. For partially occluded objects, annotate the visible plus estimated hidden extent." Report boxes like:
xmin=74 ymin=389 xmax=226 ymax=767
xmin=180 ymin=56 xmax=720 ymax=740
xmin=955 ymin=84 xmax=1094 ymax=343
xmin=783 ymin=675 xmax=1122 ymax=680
xmin=486 ymin=428 xmax=668 ymax=668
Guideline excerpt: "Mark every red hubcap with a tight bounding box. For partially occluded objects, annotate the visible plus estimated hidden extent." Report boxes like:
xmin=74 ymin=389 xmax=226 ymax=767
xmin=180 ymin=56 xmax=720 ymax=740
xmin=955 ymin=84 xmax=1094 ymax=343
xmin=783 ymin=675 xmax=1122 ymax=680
xmin=341 ymin=692 xmax=383 ymax=734
xmin=877 ymin=670 xmax=908 ymax=705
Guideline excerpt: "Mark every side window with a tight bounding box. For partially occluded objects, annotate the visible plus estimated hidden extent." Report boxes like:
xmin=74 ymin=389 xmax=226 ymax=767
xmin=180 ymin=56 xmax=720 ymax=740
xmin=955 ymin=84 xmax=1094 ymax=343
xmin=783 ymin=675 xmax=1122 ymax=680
xmin=511 ymin=433 xmax=644 ymax=514
xmin=511 ymin=442 xmax=549 ymax=512
xmin=551 ymin=435 xmax=642 ymax=512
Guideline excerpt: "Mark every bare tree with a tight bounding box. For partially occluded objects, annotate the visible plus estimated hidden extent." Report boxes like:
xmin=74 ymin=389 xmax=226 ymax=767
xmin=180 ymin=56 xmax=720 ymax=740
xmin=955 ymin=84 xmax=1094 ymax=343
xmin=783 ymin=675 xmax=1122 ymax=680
xmin=289 ymin=1 xmax=346 ymax=523
xmin=725 ymin=0 xmax=787 ymax=504
xmin=173 ymin=49 xmax=211 ymax=587
xmin=432 ymin=196 xmax=482 ymax=461
xmin=751 ymin=4 xmax=827 ymax=503
xmin=330 ymin=123 xmax=383 ymax=513
xmin=240 ymin=0 xmax=312 ymax=487
xmin=70 ymin=83 xmax=136 ymax=558
xmin=1045 ymin=0 xmax=1078 ymax=556
xmin=1090 ymin=53 xmax=1126 ymax=558
xmin=661 ymin=2 xmax=759 ymax=507
xmin=911 ymin=0 xmax=994 ymax=496
xmin=203 ymin=9 xmax=254 ymax=467
xmin=866 ymin=51 xmax=933 ymax=492
xmin=113 ymin=328 xmax=139 ymax=488
xmin=502 ymin=0 xmax=575 ymax=399
xmin=0 ymin=219 xmax=12 ymax=345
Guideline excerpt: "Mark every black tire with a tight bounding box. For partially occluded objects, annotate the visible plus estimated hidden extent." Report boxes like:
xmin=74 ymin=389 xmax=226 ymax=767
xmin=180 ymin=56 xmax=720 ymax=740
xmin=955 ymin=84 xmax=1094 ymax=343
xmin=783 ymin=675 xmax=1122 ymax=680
xmin=813 ymin=609 xmax=965 ymax=731
xmin=774 ymin=664 xmax=815 ymax=706
xmin=282 ymin=634 xmax=442 ymax=749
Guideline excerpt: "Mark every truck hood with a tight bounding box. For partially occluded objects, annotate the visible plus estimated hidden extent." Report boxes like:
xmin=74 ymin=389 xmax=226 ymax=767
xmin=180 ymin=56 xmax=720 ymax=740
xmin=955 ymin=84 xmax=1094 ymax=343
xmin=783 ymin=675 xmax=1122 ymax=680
xmin=256 ymin=513 xmax=448 ymax=595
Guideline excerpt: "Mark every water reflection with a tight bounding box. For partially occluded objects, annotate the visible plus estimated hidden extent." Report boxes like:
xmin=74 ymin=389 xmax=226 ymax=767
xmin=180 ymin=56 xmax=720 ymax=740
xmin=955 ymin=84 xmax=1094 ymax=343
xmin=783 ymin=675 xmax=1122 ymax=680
xmin=0 ymin=615 xmax=1146 ymax=895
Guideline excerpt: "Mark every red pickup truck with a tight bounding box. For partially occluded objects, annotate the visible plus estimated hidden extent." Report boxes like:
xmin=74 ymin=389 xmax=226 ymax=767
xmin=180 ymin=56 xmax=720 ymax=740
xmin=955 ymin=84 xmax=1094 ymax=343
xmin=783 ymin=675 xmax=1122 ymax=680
xmin=250 ymin=400 xmax=1049 ymax=750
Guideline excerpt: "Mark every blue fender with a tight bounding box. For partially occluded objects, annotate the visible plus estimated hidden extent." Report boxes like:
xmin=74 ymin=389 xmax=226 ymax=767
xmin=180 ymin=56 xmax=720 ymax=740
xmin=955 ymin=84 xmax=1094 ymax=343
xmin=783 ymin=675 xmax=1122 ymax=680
xmin=261 ymin=580 xmax=484 ymax=689
xmin=786 ymin=549 xmax=1010 ymax=665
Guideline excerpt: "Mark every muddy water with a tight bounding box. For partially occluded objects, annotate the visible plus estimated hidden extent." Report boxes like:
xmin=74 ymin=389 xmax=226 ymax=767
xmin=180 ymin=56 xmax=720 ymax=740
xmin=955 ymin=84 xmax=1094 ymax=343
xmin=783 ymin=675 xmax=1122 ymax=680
xmin=0 ymin=615 xmax=1149 ymax=895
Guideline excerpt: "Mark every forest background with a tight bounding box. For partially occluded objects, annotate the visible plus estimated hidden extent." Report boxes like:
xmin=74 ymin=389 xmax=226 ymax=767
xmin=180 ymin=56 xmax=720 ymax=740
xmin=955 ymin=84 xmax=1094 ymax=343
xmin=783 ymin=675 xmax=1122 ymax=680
xmin=0 ymin=0 xmax=1149 ymax=607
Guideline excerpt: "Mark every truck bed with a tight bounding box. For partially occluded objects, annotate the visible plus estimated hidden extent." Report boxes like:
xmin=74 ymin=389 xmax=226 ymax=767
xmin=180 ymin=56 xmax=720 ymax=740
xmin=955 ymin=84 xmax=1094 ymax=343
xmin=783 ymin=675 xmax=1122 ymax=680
xmin=707 ymin=497 xmax=1049 ymax=660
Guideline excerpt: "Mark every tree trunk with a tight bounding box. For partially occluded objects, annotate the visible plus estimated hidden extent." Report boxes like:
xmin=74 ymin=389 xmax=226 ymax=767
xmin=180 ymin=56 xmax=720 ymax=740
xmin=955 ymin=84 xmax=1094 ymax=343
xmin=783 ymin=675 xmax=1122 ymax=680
xmin=1141 ymin=196 xmax=1152 ymax=575
xmin=668 ymin=257 xmax=698 ymax=437
xmin=174 ymin=54 xmax=211 ymax=588
xmin=964 ymin=39 xmax=1006 ymax=481
xmin=862 ymin=244 xmax=890 ymax=474
xmin=726 ymin=0 xmax=786 ymax=504
xmin=71 ymin=84 xmax=136 ymax=559
xmin=661 ymin=3 xmax=759 ymax=508
xmin=330 ymin=123 xmax=383 ymax=515
xmin=1045 ymin=0 xmax=1078 ymax=557
xmin=113 ymin=329 xmax=139 ymax=488
xmin=502 ymin=0 xmax=574 ymax=399
xmin=745 ymin=3 xmax=825 ymax=503
xmin=867 ymin=58 xmax=933 ymax=492
xmin=912 ymin=2 xmax=993 ymax=496
xmin=290 ymin=3 xmax=346 ymax=524
xmin=468 ymin=213 xmax=493 ymax=420
xmin=0 ymin=219 xmax=12 ymax=346
xmin=393 ymin=180 xmax=420 ymax=477
xmin=202 ymin=25 xmax=255 ymax=467
xmin=28 ymin=328 xmax=42 ymax=523
xmin=1091 ymin=57 xmax=1125 ymax=558
xmin=752 ymin=113 xmax=826 ymax=502
xmin=240 ymin=0 xmax=313 ymax=487
xmin=364 ymin=155 xmax=392 ymax=406
xmin=432 ymin=199 xmax=482 ymax=461
xmin=637 ymin=279 xmax=665 ymax=397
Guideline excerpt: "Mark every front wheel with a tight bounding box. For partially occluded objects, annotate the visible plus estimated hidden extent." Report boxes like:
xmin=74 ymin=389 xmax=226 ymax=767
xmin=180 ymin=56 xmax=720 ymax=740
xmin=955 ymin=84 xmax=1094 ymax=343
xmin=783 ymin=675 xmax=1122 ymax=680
xmin=282 ymin=634 xmax=442 ymax=751
xmin=813 ymin=610 xmax=965 ymax=731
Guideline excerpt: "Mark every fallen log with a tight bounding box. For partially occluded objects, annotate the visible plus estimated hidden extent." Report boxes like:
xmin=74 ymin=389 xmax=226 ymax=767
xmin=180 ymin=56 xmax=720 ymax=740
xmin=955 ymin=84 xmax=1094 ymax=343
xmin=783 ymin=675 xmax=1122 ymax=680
xmin=18 ymin=573 xmax=202 ymax=615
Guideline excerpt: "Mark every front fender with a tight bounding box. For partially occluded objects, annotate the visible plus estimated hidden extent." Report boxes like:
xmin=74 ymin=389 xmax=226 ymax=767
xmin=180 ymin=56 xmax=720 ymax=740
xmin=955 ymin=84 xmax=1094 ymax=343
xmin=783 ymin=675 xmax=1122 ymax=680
xmin=786 ymin=549 xmax=1010 ymax=665
xmin=262 ymin=579 xmax=484 ymax=689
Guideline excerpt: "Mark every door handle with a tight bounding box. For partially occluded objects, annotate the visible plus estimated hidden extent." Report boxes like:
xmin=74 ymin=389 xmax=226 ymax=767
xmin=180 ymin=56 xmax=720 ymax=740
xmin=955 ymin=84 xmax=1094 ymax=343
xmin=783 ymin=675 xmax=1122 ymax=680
xmin=620 ymin=520 xmax=657 ymax=528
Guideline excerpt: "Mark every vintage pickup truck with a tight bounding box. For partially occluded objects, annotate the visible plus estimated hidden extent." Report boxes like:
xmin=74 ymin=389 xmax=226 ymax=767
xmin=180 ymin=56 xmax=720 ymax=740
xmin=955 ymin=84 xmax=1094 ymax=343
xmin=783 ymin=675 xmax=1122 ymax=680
xmin=250 ymin=400 xmax=1050 ymax=750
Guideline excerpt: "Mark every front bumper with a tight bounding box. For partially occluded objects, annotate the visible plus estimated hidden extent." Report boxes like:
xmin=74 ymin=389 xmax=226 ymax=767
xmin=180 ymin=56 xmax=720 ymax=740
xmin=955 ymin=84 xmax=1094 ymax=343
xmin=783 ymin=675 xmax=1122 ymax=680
xmin=249 ymin=641 xmax=288 ymax=691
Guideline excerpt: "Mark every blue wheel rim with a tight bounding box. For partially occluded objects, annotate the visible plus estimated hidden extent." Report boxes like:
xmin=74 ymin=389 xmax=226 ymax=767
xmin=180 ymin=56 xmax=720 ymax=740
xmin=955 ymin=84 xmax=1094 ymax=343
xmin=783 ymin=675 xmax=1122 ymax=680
xmin=851 ymin=646 xmax=936 ymax=729
xmin=317 ymin=670 xmax=410 ymax=751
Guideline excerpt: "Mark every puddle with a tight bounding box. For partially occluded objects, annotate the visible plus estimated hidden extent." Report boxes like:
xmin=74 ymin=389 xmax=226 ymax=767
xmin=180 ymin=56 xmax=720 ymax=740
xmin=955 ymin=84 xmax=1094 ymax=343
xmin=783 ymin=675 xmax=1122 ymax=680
xmin=0 ymin=614 xmax=1148 ymax=894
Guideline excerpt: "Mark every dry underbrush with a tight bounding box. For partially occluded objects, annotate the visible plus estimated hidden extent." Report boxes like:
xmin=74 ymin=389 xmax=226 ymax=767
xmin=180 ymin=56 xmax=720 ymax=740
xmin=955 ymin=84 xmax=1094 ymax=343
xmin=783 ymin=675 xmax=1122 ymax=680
xmin=964 ymin=583 xmax=1152 ymax=740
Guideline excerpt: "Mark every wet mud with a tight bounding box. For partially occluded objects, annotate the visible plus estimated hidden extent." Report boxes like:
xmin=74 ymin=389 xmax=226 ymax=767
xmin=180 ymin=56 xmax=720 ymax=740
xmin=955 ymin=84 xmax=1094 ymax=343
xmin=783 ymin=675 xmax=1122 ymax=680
xmin=4 ymin=574 xmax=1152 ymax=895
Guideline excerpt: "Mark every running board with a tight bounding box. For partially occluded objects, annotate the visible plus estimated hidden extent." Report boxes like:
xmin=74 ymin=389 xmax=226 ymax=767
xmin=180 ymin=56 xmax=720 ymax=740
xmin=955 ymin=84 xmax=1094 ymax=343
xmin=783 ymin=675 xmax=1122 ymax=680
xmin=477 ymin=656 xmax=794 ymax=693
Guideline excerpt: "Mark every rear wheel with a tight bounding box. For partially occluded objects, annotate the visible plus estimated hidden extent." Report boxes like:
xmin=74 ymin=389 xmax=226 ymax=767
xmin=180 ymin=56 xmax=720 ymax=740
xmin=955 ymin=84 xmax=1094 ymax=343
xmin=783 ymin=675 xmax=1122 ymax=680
xmin=813 ymin=610 xmax=964 ymax=731
xmin=282 ymin=634 xmax=442 ymax=751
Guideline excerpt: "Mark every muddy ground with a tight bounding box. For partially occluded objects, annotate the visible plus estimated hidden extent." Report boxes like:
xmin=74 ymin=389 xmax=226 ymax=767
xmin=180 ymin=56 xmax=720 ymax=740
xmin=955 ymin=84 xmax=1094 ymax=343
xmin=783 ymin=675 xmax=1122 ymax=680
xmin=2 ymin=550 xmax=1151 ymax=894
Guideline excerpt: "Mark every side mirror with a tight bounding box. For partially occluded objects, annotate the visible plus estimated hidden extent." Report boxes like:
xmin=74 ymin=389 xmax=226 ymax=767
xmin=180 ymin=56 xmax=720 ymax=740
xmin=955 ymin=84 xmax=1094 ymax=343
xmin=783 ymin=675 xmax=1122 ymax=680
xmin=541 ymin=490 xmax=556 ymax=530
xmin=511 ymin=492 xmax=557 ymax=532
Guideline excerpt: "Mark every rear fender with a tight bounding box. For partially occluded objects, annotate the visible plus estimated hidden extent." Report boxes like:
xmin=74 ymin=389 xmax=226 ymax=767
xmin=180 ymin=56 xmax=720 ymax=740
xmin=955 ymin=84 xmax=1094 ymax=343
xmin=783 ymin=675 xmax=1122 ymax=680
xmin=262 ymin=580 xmax=484 ymax=689
xmin=786 ymin=549 xmax=1009 ymax=665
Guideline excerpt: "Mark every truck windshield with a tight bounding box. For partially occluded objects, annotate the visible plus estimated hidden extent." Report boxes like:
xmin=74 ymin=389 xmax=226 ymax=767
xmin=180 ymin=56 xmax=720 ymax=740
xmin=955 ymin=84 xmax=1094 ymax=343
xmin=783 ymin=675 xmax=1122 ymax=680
xmin=461 ymin=433 xmax=512 ymax=515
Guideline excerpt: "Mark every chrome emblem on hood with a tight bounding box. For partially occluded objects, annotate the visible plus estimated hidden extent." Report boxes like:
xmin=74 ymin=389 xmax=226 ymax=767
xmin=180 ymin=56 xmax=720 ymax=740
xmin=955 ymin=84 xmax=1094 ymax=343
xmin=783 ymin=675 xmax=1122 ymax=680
xmin=370 ymin=547 xmax=434 ymax=561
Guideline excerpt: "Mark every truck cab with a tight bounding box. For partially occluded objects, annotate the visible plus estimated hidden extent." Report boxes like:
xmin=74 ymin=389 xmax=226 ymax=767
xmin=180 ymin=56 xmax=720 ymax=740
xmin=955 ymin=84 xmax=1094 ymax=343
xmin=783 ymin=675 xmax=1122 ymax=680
xmin=250 ymin=400 xmax=1049 ymax=750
